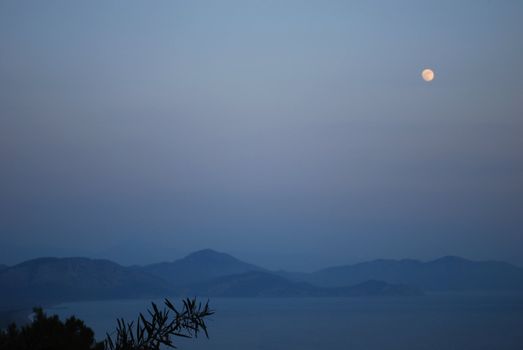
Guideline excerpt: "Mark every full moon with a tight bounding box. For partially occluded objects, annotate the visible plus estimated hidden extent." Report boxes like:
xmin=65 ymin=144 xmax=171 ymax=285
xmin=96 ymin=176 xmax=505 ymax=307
xmin=422 ymin=68 xmax=435 ymax=82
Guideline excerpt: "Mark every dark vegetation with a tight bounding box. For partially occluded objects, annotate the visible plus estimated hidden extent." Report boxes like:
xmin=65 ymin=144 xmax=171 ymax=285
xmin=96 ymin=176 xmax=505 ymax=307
xmin=1 ymin=250 xmax=522 ymax=347
xmin=0 ymin=308 xmax=103 ymax=350
xmin=0 ymin=298 xmax=213 ymax=350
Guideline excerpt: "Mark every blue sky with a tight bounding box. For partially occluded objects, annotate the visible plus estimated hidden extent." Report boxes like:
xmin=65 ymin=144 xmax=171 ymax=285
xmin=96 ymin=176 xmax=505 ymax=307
xmin=1 ymin=0 xmax=522 ymax=270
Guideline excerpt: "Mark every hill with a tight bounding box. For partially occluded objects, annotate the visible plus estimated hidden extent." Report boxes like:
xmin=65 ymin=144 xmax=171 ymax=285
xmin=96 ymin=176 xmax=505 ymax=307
xmin=184 ymin=271 xmax=422 ymax=297
xmin=0 ymin=251 xmax=425 ymax=311
xmin=3 ymin=250 xmax=521 ymax=314
xmin=297 ymin=256 xmax=523 ymax=291
xmin=0 ymin=257 xmax=173 ymax=310
xmin=143 ymin=249 xmax=264 ymax=286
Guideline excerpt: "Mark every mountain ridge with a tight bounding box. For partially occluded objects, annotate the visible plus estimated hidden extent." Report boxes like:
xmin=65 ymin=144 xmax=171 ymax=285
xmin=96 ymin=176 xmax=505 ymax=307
xmin=183 ymin=271 xmax=423 ymax=297
xmin=143 ymin=248 xmax=264 ymax=286
xmin=297 ymin=255 xmax=523 ymax=291
xmin=2 ymin=250 xmax=523 ymax=312
xmin=0 ymin=256 xmax=174 ymax=310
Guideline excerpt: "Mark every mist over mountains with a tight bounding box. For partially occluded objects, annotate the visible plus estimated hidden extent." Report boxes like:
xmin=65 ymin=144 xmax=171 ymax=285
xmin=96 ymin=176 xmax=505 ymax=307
xmin=1 ymin=249 xmax=523 ymax=312
xmin=281 ymin=256 xmax=523 ymax=291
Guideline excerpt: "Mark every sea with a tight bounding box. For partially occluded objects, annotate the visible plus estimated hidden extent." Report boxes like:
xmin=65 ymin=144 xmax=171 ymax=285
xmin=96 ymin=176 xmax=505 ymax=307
xmin=47 ymin=293 xmax=523 ymax=350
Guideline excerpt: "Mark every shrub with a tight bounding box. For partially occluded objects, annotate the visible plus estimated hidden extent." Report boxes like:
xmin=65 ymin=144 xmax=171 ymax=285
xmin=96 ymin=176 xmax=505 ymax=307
xmin=0 ymin=298 xmax=213 ymax=350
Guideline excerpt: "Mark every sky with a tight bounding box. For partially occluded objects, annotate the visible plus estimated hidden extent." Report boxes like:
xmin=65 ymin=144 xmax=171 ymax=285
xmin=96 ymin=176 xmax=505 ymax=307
xmin=1 ymin=0 xmax=522 ymax=271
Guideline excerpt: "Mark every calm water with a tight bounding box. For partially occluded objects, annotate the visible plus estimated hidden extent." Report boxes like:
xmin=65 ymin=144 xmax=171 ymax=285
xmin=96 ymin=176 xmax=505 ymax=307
xmin=48 ymin=294 xmax=523 ymax=350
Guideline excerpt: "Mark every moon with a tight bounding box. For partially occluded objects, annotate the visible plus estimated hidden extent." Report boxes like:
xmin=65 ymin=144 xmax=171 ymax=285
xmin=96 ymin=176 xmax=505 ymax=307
xmin=421 ymin=68 xmax=435 ymax=82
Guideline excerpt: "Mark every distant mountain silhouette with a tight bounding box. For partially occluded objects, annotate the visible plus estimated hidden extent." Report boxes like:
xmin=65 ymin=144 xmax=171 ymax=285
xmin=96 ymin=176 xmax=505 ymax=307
xmin=143 ymin=249 xmax=264 ymax=286
xmin=291 ymin=256 xmax=523 ymax=291
xmin=0 ymin=257 xmax=173 ymax=309
xmin=2 ymin=251 xmax=522 ymax=313
xmin=184 ymin=271 xmax=423 ymax=297
xmin=0 ymin=265 xmax=7 ymax=272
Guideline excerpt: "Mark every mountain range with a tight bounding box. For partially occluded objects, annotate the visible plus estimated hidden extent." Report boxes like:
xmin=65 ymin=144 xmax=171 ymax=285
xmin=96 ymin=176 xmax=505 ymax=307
xmin=0 ymin=257 xmax=172 ymax=310
xmin=183 ymin=271 xmax=421 ymax=297
xmin=1 ymin=249 xmax=523 ymax=311
xmin=288 ymin=256 xmax=523 ymax=291
xmin=143 ymin=249 xmax=265 ymax=286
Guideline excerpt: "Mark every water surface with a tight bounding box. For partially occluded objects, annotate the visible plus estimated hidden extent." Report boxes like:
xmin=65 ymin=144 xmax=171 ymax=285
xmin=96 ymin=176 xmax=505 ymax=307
xmin=48 ymin=294 xmax=523 ymax=350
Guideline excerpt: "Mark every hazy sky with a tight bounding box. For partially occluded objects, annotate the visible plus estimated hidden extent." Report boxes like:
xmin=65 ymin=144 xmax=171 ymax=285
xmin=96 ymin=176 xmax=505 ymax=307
xmin=1 ymin=0 xmax=522 ymax=270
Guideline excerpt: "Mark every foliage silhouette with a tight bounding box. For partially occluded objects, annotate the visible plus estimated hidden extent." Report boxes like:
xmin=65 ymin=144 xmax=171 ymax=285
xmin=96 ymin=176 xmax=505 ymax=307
xmin=0 ymin=307 xmax=103 ymax=350
xmin=105 ymin=298 xmax=213 ymax=350
xmin=0 ymin=298 xmax=213 ymax=350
